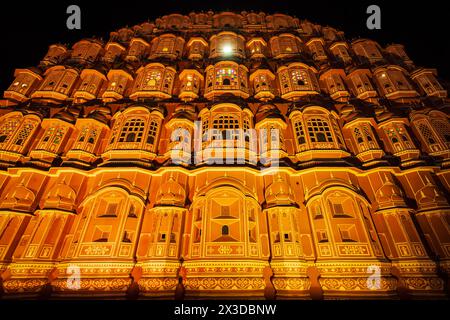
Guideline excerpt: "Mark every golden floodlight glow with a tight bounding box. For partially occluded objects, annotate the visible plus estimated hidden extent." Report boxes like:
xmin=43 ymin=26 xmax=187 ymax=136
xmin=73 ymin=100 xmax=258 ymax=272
xmin=222 ymin=44 xmax=233 ymax=54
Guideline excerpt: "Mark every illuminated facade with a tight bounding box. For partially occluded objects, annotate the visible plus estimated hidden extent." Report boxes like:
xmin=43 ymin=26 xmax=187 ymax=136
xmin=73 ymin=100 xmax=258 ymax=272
xmin=0 ymin=11 xmax=449 ymax=299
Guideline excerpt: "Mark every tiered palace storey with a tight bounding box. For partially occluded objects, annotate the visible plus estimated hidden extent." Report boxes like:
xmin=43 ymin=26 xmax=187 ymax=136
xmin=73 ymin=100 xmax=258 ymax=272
xmin=0 ymin=11 xmax=449 ymax=299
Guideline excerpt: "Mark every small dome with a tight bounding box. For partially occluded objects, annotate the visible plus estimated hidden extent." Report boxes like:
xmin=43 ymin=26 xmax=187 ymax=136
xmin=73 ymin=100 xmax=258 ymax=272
xmin=265 ymin=174 xmax=295 ymax=207
xmin=155 ymin=176 xmax=186 ymax=207
xmin=416 ymin=180 xmax=448 ymax=211
xmin=375 ymin=179 xmax=405 ymax=209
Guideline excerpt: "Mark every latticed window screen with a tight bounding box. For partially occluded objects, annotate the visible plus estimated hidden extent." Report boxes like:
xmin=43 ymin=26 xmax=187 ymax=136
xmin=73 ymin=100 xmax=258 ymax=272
xmin=156 ymin=38 xmax=175 ymax=53
xmin=40 ymin=126 xmax=66 ymax=150
xmin=0 ymin=119 xmax=20 ymax=144
xmin=213 ymin=115 xmax=239 ymax=140
xmin=87 ymin=129 xmax=97 ymax=144
xmin=119 ymin=118 xmax=145 ymax=143
xmin=294 ymin=120 xmax=306 ymax=145
xmin=362 ymin=125 xmax=374 ymax=142
xmin=385 ymin=125 xmax=412 ymax=152
xmin=331 ymin=117 xmax=344 ymax=146
xmin=269 ymin=125 xmax=282 ymax=147
xmin=78 ymin=126 xmax=89 ymax=142
xmin=307 ymin=118 xmax=333 ymax=143
xmin=146 ymin=120 xmax=159 ymax=145
xmin=417 ymin=122 xmax=437 ymax=145
xmin=243 ymin=118 xmax=251 ymax=144
xmin=280 ymin=37 xmax=297 ymax=52
xmin=13 ymin=122 xmax=34 ymax=146
xmin=202 ymin=118 xmax=209 ymax=141
xmin=432 ymin=119 xmax=450 ymax=143
xmin=354 ymin=125 xmax=376 ymax=150
xmin=354 ymin=127 xmax=363 ymax=143
xmin=291 ymin=69 xmax=309 ymax=87
xmin=243 ymin=118 xmax=250 ymax=131
xmin=142 ymin=69 xmax=162 ymax=89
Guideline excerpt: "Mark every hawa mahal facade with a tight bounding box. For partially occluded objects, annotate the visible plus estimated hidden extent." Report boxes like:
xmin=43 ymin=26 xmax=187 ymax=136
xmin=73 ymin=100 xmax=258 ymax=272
xmin=0 ymin=11 xmax=449 ymax=299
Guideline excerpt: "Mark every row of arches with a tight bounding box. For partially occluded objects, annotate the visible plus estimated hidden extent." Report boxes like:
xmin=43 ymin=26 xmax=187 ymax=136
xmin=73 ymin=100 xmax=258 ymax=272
xmin=0 ymin=105 xmax=449 ymax=167
xmin=39 ymin=30 xmax=410 ymax=68
xmin=0 ymin=175 xmax=444 ymax=262
xmin=0 ymin=167 xmax=448 ymax=297
xmin=7 ymin=62 xmax=445 ymax=105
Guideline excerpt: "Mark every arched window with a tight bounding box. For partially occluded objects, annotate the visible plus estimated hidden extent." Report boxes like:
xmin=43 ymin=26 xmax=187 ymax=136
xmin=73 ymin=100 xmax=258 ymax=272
xmin=417 ymin=122 xmax=438 ymax=145
xmin=144 ymin=70 xmax=162 ymax=89
xmin=74 ymin=125 xmax=98 ymax=152
xmin=0 ymin=117 xmax=21 ymax=147
xmin=353 ymin=124 xmax=378 ymax=152
xmin=119 ymin=118 xmax=145 ymax=143
xmin=384 ymin=124 xmax=414 ymax=152
xmin=126 ymin=132 xmax=136 ymax=142
xmin=38 ymin=125 xmax=67 ymax=152
xmin=294 ymin=120 xmax=306 ymax=145
xmin=291 ymin=70 xmax=308 ymax=88
xmin=212 ymin=115 xmax=239 ymax=140
xmin=307 ymin=118 xmax=333 ymax=143
xmin=221 ymin=225 xmax=229 ymax=235
xmin=13 ymin=122 xmax=35 ymax=146
xmin=432 ymin=119 xmax=450 ymax=145
xmin=202 ymin=117 xmax=209 ymax=141
xmin=217 ymin=68 xmax=237 ymax=87
xmin=243 ymin=118 xmax=251 ymax=144
xmin=146 ymin=120 xmax=159 ymax=145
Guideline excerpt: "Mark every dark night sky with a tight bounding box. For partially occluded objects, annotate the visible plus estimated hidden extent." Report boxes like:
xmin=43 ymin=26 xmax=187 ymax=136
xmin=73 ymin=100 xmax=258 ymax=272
xmin=0 ymin=0 xmax=448 ymax=91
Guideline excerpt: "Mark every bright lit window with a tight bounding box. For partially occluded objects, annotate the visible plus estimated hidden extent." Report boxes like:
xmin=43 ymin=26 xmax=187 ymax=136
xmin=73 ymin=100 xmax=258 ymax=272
xmin=222 ymin=44 xmax=232 ymax=54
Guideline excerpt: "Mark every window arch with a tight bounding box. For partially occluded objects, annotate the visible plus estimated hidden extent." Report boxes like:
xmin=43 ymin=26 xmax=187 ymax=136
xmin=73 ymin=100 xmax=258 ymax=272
xmin=32 ymin=67 xmax=79 ymax=100
xmin=432 ymin=118 xmax=450 ymax=147
xmin=106 ymin=108 xmax=163 ymax=156
xmin=150 ymin=34 xmax=185 ymax=59
xmin=119 ymin=118 xmax=146 ymax=143
xmin=0 ymin=116 xmax=21 ymax=147
xmin=383 ymin=123 xmax=415 ymax=153
xmin=270 ymin=34 xmax=301 ymax=57
xmin=212 ymin=114 xmax=240 ymax=140
xmin=204 ymin=62 xmax=249 ymax=99
xmin=209 ymin=32 xmax=245 ymax=58
xmin=0 ymin=114 xmax=40 ymax=155
xmin=146 ymin=120 xmax=159 ymax=145
xmin=307 ymin=187 xmax=380 ymax=251
xmin=131 ymin=64 xmax=176 ymax=99
xmin=37 ymin=123 xmax=68 ymax=153
xmin=352 ymin=123 xmax=379 ymax=152
xmin=307 ymin=117 xmax=333 ymax=143
xmin=294 ymin=119 xmax=306 ymax=146
xmin=414 ymin=120 xmax=443 ymax=153
xmin=73 ymin=124 xmax=99 ymax=153
xmin=199 ymin=105 xmax=253 ymax=152
xmin=221 ymin=225 xmax=229 ymax=235
xmin=277 ymin=64 xmax=320 ymax=99
xmin=73 ymin=188 xmax=144 ymax=250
